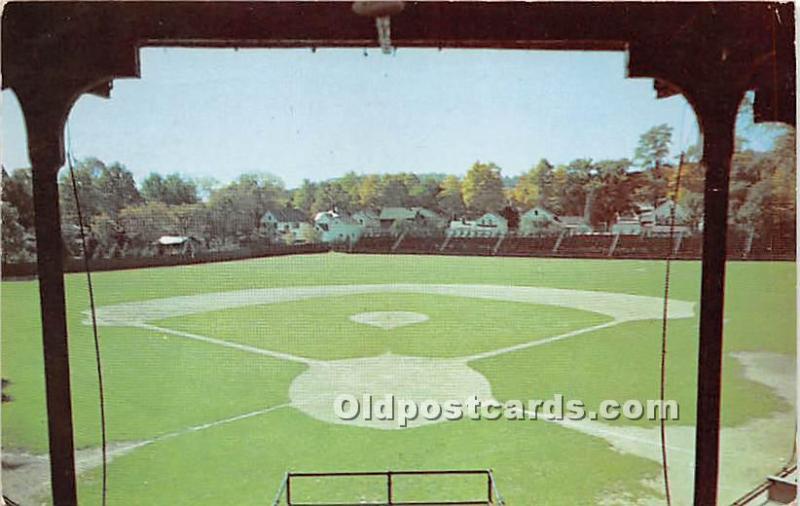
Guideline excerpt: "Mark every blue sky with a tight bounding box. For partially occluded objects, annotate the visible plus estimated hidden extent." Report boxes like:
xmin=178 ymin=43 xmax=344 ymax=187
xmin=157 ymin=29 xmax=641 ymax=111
xmin=3 ymin=47 xmax=713 ymax=188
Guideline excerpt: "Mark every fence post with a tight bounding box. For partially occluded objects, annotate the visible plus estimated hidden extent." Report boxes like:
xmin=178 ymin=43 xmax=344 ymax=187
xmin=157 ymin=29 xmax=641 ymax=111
xmin=487 ymin=471 xmax=493 ymax=504
xmin=387 ymin=471 xmax=393 ymax=505
xmin=286 ymin=473 xmax=292 ymax=505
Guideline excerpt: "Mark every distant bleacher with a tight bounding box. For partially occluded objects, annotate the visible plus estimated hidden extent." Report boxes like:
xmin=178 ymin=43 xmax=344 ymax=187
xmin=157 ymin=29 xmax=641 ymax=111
xmin=553 ymin=234 xmax=614 ymax=257
xmin=349 ymin=229 xmax=795 ymax=261
xmin=497 ymin=235 xmax=558 ymax=257
xmin=613 ymin=235 xmax=674 ymax=259
xmin=350 ymin=235 xmax=394 ymax=253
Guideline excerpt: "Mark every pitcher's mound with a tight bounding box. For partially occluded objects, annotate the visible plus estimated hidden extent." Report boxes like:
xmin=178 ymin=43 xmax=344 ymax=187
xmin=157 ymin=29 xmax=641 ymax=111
xmin=349 ymin=311 xmax=429 ymax=330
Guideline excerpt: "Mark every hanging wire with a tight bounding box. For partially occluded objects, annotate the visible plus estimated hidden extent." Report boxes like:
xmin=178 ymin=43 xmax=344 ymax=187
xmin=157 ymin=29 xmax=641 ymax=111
xmin=654 ymin=94 xmax=694 ymax=506
xmin=66 ymin=124 xmax=108 ymax=506
xmin=658 ymin=151 xmax=684 ymax=506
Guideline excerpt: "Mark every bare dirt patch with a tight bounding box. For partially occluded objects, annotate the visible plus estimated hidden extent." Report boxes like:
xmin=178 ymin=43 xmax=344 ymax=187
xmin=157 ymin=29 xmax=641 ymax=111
xmin=591 ymin=352 xmax=795 ymax=504
xmin=289 ymin=354 xmax=492 ymax=430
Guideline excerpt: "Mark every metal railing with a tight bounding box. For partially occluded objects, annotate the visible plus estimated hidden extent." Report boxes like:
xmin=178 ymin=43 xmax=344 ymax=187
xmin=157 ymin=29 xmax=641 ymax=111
xmin=272 ymin=469 xmax=505 ymax=506
xmin=730 ymin=464 xmax=797 ymax=505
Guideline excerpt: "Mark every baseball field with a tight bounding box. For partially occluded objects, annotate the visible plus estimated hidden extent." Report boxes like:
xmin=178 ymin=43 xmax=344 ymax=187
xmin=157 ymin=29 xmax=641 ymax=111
xmin=2 ymin=253 xmax=795 ymax=504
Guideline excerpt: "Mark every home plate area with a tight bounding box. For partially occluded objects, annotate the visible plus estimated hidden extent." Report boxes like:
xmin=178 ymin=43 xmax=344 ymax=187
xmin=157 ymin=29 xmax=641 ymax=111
xmin=289 ymin=354 xmax=493 ymax=429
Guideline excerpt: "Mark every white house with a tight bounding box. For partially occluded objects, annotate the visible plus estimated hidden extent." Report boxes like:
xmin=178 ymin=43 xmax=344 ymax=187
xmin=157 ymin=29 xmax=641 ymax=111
xmin=559 ymin=216 xmax=593 ymax=235
xmin=610 ymin=214 xmax=643 ymax=235
xmin=261 ymin=207 xmax=315 ymax=244
xmin=448 ymin=212 xmax=508 ymax=237
xmin=633 ymin=203 xmax=656 ymax=227
xmin=653 ymin=200 xmax=691 ymax=226
xmin=519 ymin=206 xmax=561 ymax=235
xmin=314 ymin=210 xmax=365 ymax=244
xmin=352 ymin=209 xmax=381 ymax=231
xmin=611 ymin=200 xmax=693 ymax=236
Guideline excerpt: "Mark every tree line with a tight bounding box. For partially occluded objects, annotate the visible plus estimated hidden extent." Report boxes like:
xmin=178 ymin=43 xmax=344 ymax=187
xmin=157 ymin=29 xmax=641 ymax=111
xmin=2 ymin=123 xmax=795 ymax=263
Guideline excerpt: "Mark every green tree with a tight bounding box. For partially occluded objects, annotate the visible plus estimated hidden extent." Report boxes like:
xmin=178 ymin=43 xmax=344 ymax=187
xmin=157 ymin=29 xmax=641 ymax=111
xmin=547 ymin=166 xmax=569 ymax=215
xmin=673 ymin=160 xmax=705 ymax=228
xmin=312 ymin=180 xmax=354 ymax=214
xmin=510 ymin=165 xmax=542 ymax=211
xmin=634 ymin=124 xmax=674 ymax=170
xmin=208 ymin=173 xmax=287 ymax=237
xmin=632 ymin=165 xmax=674 ymax=208
xmin=632 ymin=124 xmax=674 ymax=206
xmin=358 ymin=175 xmax=382 ymax=209
xmin=462 ymin=162 xmax=505 ymax=214
xmin=292 ymin=179 xmax=319 ymax=215
xmin=409 ymin=176 xmax=441 ymax=209
xmin=193 ymin=176 xmax=221 ymax=201
xmin=59 ymin=158 xmax=143 ymax=225
xmin=524 ymin=159 xmax=560 ymax=212
xmin=558 ymin=159 xmax=594 ymax=217
xmin=376 ymin=175 xmax=412 ymax=208
xmin=728 ymin=128 xmax=796 ymax=239
xmin=2 ymin=167 xmax=34 ymax=230
xmin=436 ymin=175 xmax=465 ymax=218
xmin=118 ymin=202 xmax=176 ymax=245
xmin=59 ymin=158 xmax=107 ymax=224
xmin=95 ymin=162 xmax=143 ymax=217
xmin=171 ymin=203 xmax=207 ymax=237
xmin=91 ymin=213 xmax=127 ymax=258
xmin=588 ymin=159 xmax=635 ymax=226
xmin=1 ymin=201 xmax=28 ymax=262
xmin=338 ymin=172 xmax=363 ymax=207
xmin=141 ymin=172 xmax=199 ymax=205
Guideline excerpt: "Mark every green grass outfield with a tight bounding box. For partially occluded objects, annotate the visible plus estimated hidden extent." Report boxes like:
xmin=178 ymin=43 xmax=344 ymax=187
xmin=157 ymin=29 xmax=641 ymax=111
xmin=2 ymin=253 xmax=795 ymax=504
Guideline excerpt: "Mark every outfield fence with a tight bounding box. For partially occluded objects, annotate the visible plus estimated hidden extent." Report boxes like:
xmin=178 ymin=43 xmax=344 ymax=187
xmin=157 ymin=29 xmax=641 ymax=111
xmin=0 ymin=243 xmax=329 ymax=280
xmin=2 ymin=230 xmax=793 ymax=280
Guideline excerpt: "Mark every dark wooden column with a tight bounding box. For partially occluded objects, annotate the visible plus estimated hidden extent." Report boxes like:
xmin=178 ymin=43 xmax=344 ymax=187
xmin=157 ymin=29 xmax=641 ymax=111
xmin=628 ymin=28 xmax=756 ymax=500
xmin=690 ymin=90 xmax=743 ymax=506
xmin=19 ymin=88 xmax=79 ymax=506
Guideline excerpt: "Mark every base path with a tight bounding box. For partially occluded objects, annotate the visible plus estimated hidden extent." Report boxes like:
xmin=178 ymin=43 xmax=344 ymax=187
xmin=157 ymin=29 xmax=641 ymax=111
xmin=87 ymin=284 xmax=695 ymax=327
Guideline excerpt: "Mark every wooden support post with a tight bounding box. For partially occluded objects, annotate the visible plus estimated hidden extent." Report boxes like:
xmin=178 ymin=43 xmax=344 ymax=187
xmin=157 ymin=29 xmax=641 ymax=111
xmin=552 ymin=230 xmax=566 ymax=253
xmin=608 ymin=233 xmax=620 ymax=257
xmin=672 ymin=232 xmax=683 ymax=257
xmin=391 ymin=231 xmax=406 ymax=252
xmin=439 ymin=233 xmax=452 ymax=252
xmin=692 ymin=96 xmax=740 ymax=506
xmin=28 ymin=117 xmax=79 ymax=506
xmin=491 ymin=233 xmax=506 ymax=255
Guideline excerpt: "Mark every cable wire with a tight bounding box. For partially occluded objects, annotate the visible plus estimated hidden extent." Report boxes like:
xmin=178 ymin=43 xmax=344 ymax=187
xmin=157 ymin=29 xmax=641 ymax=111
xmin=659 ymin=152 xmax=685 ymax=506
xmin=66 ymin=132 xmax=108 ymax=506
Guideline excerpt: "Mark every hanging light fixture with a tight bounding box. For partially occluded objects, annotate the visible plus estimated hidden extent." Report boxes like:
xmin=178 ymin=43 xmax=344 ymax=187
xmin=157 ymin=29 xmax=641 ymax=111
xmin=352 ymin=1 xmax=405 ymax=54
